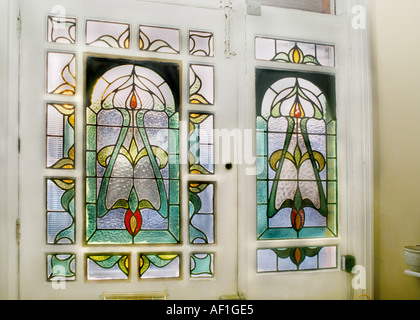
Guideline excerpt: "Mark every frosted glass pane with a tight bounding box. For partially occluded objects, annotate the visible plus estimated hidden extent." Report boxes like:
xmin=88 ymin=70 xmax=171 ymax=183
xmin=139 ymin=25 xmax=180 ymax=53
xmin=47 ymin=16 xmax=76 ymax=44
xmin=86 ymin=20 xmax=130 ymax=48
xmin=47 ymin=52 xmax=76 ymax=95
xmin=190 ymin=65 xmax=214 ymax=105
xmin=189 ymin=30 xmax=214 ymax=57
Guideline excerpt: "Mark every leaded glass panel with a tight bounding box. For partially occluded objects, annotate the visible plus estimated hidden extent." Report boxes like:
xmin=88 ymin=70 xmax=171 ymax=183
xmin=85 ymin=56 xmax=180 ymax=245
xmin=46 ymin=178 xmax=75 ymax=244
xmin=87 ymin=254 xmax=130 ymax=280
xmin=139 ymin=254 xmax=180 ymax=279
xmin=46 ymin=103 xmax=75 ymax=169
xmin=86 ymin=20 xmax=130 ymax=49
xmin=189 ymin=182 xmax=215 ymax=244
xmin=47 ymin=16 xmax=76 ymax=44
xmin=139 ymin=25 xmax=180 ymax=54
xmin=257 ymin=246 xmax=337 ymax=272
xmin=189 ymin=30 xmax=214 ymax=57
xmin=189 ymin=113 xmax=214 ymax=175
xmin=255 ymin=37 xmax=335 ymax=67
xmin=189 ymin=64 xmax=214 ymax=105
xmin=256 ymin=69 xmax=337 ymax=240
xmin=190 ymin=253 xmax=214 ymax=278
xmin=46 ymin=52 xmax=76 ymax=95
xmin=47 ymin=254 xmax=76 ymax=281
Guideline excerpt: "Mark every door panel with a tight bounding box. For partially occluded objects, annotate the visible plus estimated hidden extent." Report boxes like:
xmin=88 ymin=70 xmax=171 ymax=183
xmin=238 ymin=4 xmax=350 ymax=300
xmin=19 ymin=0 xmax=238 ymax=299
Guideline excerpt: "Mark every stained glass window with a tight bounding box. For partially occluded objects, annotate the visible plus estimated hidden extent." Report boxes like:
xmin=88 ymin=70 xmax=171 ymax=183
xmin=189 ymin=113 xmax=214 ymax=175
xmin=47 ymin=254 xmax=76 ymax=281
xmin=87 ymin=254 xmax=130 ymax=280
xmin=257 ymin=246 xmax=337 ymax=272
xmin=46 ymin=178 xmax=75 ymax=244
xmin=256 ymin=69 xmax=337 ymax=240
xmin=189 ymin=182 xmax=215 ymax=244
xmin=255 ymin=37 xmax=335 ymax=67
xmin=189 ymin=30 xmax=214 ymax=57
xmin=139 ymin=254 xmax=180 ymax=279
xmin=139 ymin=25 xmax=180 ymax=54
xmin=46 ymin=52 xmax=76 ymax=95
xmin=47 ymin=16 xmax=76 ymax=44
xmin=189 ymin=64 xmax=214 ymax=105
xmin=85 ymin=56 xmax=180 ymax=245
xmin=46 ymin=103 xmax=75 ymax=169
xmin=86 ymin=20 xmax=130 ymax=49
xmin=190 ymin=253 xmax=214 ymax=278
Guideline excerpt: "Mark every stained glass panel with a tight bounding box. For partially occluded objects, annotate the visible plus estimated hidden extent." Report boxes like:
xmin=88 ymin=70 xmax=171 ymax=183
xmin=189 ymin=182 xmax=215 ymax=244
xmin=139 ymin=254 xmax=180 ymax=279
xmin=46 ymin=103 xmax=75 ymax=169
xmin=189 ymin=113 xmax=214 ymax=175
xmin=86 ymin=20 xmax=130 ymax=49
xmin=257 ymin=246 xmax=337 ymax=272
xmin=190 ymin=253 xmax=214 ymax=278
xmin=189 ymin=64 xmax=214 ymax=105
xmin=85 ymin=56 xmax=180 ymax=245
xmin=189 ymin=30 xmax=214 ymax=57
xmin=87 ymin=254 xmax=130 ymax=280
xmin=255 ymin=37 xmax=335 ymax=67
xmin=256 ymin=69 xmax=337 ymax=240
xmin=139 ymin=25 xmax=180 ymax=54
xmin=47 ymin=52 xmax=76 ymax=95
xmin=46 ymin=178 xmax=75 ymax=244
xmin=47 ymin=16 xmax=76 ymax=44
xmin=47 ymin=254 xmax=76 ymax=281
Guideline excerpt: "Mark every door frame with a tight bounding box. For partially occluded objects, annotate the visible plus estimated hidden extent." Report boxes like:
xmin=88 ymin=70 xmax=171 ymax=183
xmin=234 ymin=0 xmax=374 ymax=300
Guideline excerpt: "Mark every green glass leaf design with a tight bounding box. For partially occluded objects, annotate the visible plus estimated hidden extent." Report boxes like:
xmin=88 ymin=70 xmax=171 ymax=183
xmin=89 ymin=255 xmax=129 ymax=276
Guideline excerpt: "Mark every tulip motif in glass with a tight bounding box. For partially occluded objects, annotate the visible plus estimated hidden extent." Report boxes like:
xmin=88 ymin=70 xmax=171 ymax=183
xmin=256 ymin=70 xmax=337 ymax=240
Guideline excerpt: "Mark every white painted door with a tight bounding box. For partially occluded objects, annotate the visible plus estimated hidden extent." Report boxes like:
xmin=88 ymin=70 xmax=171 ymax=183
xmin=18 ymin=0 xmax=238 ymax=300
xmin=237 ymin=2 xmax=353 ymax=300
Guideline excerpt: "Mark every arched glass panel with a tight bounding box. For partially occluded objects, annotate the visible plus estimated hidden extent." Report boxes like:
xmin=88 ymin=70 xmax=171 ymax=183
xmin=256 ymin=69 xmax=337 ymax=240
xmin=85 ymin=56 xmax=180 ymax=245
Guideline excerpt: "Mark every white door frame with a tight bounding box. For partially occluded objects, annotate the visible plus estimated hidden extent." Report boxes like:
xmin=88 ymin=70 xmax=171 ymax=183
xmin=0 ymin=0 xmax=20 ymax=300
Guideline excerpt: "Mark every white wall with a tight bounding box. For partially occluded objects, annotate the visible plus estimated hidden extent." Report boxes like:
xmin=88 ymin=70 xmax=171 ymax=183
xmin=371 ymin=0 xmax=420 ymax=299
